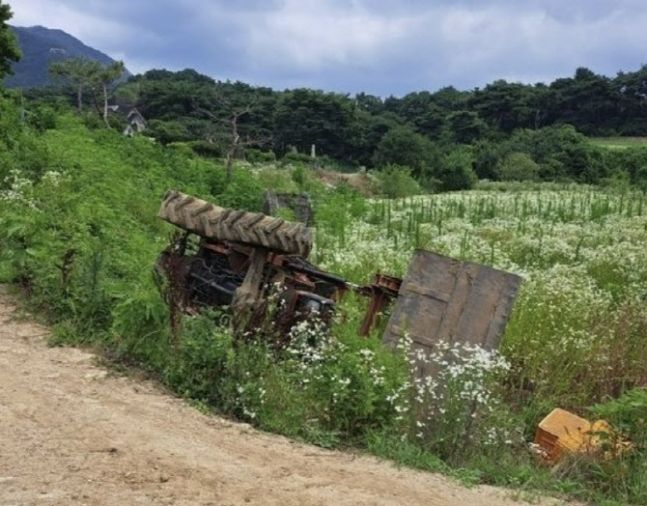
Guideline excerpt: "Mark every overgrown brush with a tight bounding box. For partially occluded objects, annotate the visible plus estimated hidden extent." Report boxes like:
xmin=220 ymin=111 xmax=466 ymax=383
xmin=1 ymin=96 xmax=646 ymax=504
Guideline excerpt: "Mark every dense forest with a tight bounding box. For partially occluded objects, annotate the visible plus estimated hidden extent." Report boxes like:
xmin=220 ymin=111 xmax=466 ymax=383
xmin=24 ymin=63 xmax=647 ymax=191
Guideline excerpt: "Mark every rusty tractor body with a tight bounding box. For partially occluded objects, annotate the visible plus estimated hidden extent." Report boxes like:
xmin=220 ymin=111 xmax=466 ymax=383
xmin=156 ymin=190 xmax=521 ymax=358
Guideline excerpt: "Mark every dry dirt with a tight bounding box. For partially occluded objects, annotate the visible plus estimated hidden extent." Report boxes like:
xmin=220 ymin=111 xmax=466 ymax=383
xmin=0 ymin=291 xmax=566 ymax=506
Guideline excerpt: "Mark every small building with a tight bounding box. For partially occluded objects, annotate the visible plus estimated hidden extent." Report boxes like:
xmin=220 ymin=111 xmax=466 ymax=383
xmin=123 ymin=108 xmax=146 ymax=136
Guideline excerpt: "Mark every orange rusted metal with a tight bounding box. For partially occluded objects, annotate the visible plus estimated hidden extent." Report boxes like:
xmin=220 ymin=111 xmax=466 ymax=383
xmin=358 ymin=274 xmax=402 ymax=336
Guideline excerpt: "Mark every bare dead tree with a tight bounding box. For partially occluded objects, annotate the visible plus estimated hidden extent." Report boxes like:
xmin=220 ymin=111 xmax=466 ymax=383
xmin=194 ymin=96 xmax=272 ymax=182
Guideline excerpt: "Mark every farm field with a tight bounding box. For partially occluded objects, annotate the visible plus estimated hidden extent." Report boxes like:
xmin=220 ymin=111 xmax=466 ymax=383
xmin=314 ymin=187 xmax=647 ymax=500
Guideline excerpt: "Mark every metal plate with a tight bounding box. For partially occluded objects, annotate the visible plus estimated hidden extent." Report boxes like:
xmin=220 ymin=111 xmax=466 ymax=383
xmin=383 ymin=250 xmax=522 ymax=375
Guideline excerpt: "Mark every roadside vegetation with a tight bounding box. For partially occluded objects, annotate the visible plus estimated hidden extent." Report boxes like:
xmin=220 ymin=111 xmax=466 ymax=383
xmin=0 ymin=92 xmax=646 ymax=505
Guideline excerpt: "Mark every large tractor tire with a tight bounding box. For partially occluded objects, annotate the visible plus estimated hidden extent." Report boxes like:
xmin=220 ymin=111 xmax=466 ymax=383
xmin=158 ymin=190 xmax=313 ymax=257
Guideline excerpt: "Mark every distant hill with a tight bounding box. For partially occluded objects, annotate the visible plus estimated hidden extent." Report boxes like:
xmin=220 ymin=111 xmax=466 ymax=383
xmin=4 ymin=25 xmax=130 ymax=88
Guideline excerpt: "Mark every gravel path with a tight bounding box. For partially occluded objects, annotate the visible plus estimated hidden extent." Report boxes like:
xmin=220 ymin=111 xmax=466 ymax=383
xmin=0 ymin=291 xmax=566 ymax=506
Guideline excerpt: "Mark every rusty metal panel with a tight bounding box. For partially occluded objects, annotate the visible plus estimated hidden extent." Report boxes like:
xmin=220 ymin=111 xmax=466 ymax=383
xmin=383 ymin=250 xmax=522 ymax=365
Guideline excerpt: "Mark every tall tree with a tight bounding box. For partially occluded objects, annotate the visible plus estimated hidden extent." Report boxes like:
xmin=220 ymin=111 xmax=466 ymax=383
xmin=97 ymin=61 xmax=125 ymax=126
xmin=372 ymin=125 xmax=440 ymax=178
xmin=49 ymin=58 xmax=102 ymax=112
xmin=445 ymin=110 xmax=487 ymax=144
xmin=195 ymin=93 xmax=272 ymax=182
xmin=0 ymin=1 xmax=21 ymax=78
xmin=354 ymin=92 xmax=384 ymax=115
xmin=469 ymin=80 xmax=537 ymax=132
xmin=273 ymin=89 xmax=356 ymax=160
xmin=547 ymin=68 xmax=617 ymax=134
xmin=393 ymin=91 xmax=446 ymax=138
xmin=615 ymin=65 xmax=647 ymax=134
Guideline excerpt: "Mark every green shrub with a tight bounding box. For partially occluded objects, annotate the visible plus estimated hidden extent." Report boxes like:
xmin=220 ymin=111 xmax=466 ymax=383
xmin=435 ymin=148 xmax=477 ymax=191
xmin=376 ymin=165 xmax=421 ymax=198
xmin=246 ymin=148 xmax=276 ymax=164
xmin=27 ymin=104 xmax=58 ymax=132
xmin=496 ymin=152 xmax=540 ymax=181
xmin=592 ymin=389 xmax=647 ymax=447
xmin=255 ymin=167 xmax=299 ymax=193
xmin=148 ymin=119 xmax=190 ymax=144
xmin=189 ymin=140 xmax=223 ymax=158
xmin=281 ymin=150 xmax=313 ymax=165
xmin=372 ymin=126 xmax=441 ymax=179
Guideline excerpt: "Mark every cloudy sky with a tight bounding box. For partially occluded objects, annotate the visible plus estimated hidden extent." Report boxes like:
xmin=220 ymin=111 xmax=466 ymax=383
xmin=10 ymin=0 xmax=647 ymax=96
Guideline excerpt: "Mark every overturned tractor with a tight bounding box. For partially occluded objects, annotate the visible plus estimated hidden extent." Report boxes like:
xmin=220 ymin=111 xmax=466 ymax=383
xmin=156 ymin=190 xmax=522 ymax=360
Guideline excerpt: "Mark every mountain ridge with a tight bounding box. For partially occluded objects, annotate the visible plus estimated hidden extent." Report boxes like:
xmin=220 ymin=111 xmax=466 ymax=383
xmin=5 ymin=25 xmax=129 ymax=88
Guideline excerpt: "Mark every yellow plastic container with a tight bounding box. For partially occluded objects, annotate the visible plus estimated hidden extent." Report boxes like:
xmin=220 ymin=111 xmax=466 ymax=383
xmin=534 ymin=408 xmax=614 ymax=463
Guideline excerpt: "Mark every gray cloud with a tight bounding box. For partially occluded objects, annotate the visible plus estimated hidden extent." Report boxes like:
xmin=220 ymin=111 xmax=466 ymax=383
xmin=10 ymin=0 xmax=647 ymax=95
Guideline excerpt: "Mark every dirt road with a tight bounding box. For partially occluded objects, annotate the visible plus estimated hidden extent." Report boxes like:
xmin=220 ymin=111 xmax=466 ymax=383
xmin=0 ymin=292 xmax=561 ymax=506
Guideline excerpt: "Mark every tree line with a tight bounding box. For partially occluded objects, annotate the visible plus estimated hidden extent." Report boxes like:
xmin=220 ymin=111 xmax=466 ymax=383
xmin=112 ymin=65 xmax=647 ymax=145
xmin=22 ymin=55 xmax=647 ymax=191
xmin=105 ymin=66 xmax=646 ymax=190
xmin=50 ymin=58 xmax=126 ymax=126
